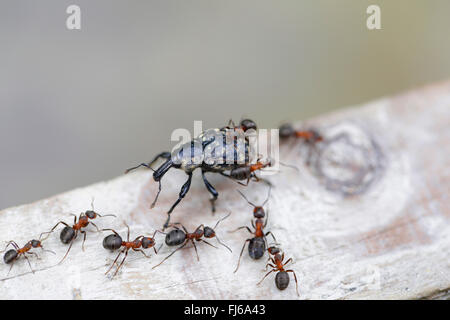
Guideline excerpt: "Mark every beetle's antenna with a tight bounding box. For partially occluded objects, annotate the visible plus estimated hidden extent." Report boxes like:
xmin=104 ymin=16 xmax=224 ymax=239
xmin=124 ymin=163 xmax=155 ymax=174
xmin=237 ymin=190 xmax=256 ymax=207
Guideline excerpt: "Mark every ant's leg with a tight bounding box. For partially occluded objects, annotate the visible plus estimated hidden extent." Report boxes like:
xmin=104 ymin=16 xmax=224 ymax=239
xmin=1 ymin=241 xmax=20 ymax=252
xmin=58 ymin=240 xmax=74 ymax=265
xmin=23 ymin=254 xmax=35 ymax=273
xmin=251 ymin=220 xmax=256 ymax=229
xmin=229 ymin=226 xmax=253 ymax=234
xmin=201 ymin=170 xmax=218 ymax=213
xmin=26 ymin=252 xmax=40 ymax=260
xmin=152 ymin=241 xmax=188 ymax=269
xmin=126 ymin=224 xmax=130 ymax=242
xmin=218 ymin=172 xmax=250 ymax=187
xmin=40 ymin=221 xmax=70 ymax=241
xmin=256 ymin=269 xmax=275 ymax=285
xmin=283 ymin=258 xmax=293 ymax=267
xmin=199 ymin=239 xmax=218 ymax=249
xmin=265 ymin=231 xmax=277 ymax=243
xmin=69 ymin=214 xmax=78 ymax=225
xmin=133 ymin=248 xmax=151 ymax=258
xmin=286 ymin=270 xmax=300 ymax=296
xmin=113 ymin=249 xmax=129 ymax=278
xmin=40 ymin=246 xmax=56 ymax=255
xmin=99 ymin=228 xmax=120 ymax=236
xmin=80 ymin=230 xmax=87 ymax=252
xmin=191 ymin=240 xmax=200 ymax=261
xmin=7 ymin=259 xmax=17 ymax=275
xmin=263 ymin=210 xmax=269 ymax=228
xmin=105 ymin=249 xmax=124 ymax=275
xmin=234 ymin=239 xmax=250 ymax=273
xmin=169 ymin=223 xmax=188 ymax=234
xmin=264 ymin=263 xmax=276 ymax=271
xmin=165 ymin=173 xmax=193 ymax=228
xmin=89 ymin=222 xmax=101 ymax=232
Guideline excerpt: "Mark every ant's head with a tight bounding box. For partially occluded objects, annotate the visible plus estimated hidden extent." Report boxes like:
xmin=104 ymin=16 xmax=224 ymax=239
xmin=279 ymin=123 xmax=294 ymax=139
xmin=85 ymin=210 xmax=97 ymax=219
xmin=240 ymin=119 xmax=257 ymax=132
xmin=238 ymin=185 xmax=271 ymax=218
xmin=203 ymin=226 xmax=215 ymax=239
xmin=310 ymin=129 xmax=324 ymax=142
xmin=268 ymin=246 xmax=281 ymax=256
xmin=141 ymin=237 xmax=155 ymax=249
xmin=253 ymin=206 xmax=265 ymax=219
xmin=30 ymin=240 xmax=42 ymax=248
xmin=205 ymin=213 xmax=232 ymax=253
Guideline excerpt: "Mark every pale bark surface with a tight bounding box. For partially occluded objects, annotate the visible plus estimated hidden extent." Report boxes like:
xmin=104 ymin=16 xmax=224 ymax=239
xmin=0 ymin=82 xmax=449 ymax=299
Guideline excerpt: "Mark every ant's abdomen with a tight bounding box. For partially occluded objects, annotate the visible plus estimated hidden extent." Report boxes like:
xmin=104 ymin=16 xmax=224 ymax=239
xmin=60 ymin=226 xmax=76 ymax=244
xmin=275 ymin=271 xmax=290 ymax=290
xmin=165 ymin=229 xmax=186 ymax=246
xmin=102 ymin=234 xmax=122 ymax=251
xmin=248 ymin=237 xmax=266 ymax=260
xmin=3 ymin=249 xmax=18 ymax=264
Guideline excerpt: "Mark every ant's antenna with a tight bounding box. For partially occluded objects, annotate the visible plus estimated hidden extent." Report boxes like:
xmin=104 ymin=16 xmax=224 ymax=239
xmin=212 ymin=212 xmax=232 ymax=253
xmin=261 ymin=185 xmax=272 ymax=207
xmin=216 ymin=236 xmax=232 ymax=253
xmin=279 ymin=161 xmax=300 ymax=172
xmin=213 ymin=212 xmax=231 ymax=230
xmin=237 ymin=190 xmax=256 ymax=207
xmin=90 ymin=197 xmax=116 ymax=218
xmin=237 ymin=184 xmax=271 ymax=208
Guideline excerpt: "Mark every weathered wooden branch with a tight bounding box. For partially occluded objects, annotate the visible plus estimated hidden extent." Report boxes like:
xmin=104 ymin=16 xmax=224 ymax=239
xmin=0 ymin=81 xmax=449 ymax=299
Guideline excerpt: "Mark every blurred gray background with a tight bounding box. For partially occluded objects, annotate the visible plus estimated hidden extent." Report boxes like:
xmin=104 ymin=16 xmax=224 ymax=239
xmin=1 ymin=0 xmax=450 ymax=209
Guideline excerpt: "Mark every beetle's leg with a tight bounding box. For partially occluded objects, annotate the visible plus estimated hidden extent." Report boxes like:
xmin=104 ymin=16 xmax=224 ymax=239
xmin=201 ymin=170 xmax=218 ymax=213
xmin=164 ymin=173 xmax=193 ymax=229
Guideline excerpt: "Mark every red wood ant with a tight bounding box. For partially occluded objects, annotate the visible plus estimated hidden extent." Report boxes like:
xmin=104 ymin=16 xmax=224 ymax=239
xmin=102 ymin=224 xmax=163 ymax=278
xmin=152 ymin=213 xmax=232 ymax=269
xmin=279 ymin=123 xmax=323 ymax=143
xmin=232 ymin=186 xmax=276 ymax=273
xmin=1 ymin=235 xmax=55 ymax=274
xmin=40 ymin=199 xmax=116 ymax=264
xmin=258 ymin=245 xmax=299 ymax=296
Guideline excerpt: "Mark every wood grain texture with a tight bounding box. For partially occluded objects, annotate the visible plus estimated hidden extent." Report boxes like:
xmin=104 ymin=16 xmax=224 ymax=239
xmin=0 ymin=82 xmax=449 ymax=300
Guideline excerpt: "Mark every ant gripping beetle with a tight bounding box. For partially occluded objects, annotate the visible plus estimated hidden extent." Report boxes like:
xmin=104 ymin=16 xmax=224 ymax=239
xmin=102 ymin=224 xmax=163 ymax=278
xmin=1 ymin=234 xmax=55 ymax=275
xmin=40 ymin=199 xmax=116 ymax=264
xmin=231 ymin=187 xmax=276 ymax=273
xmin=125 ymin=119 xmax=274 ymax=229
xmin=152 ymin=213 xmax=232 ymax=269
xmin=258 ymin=245 xmax=299 ymax=296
